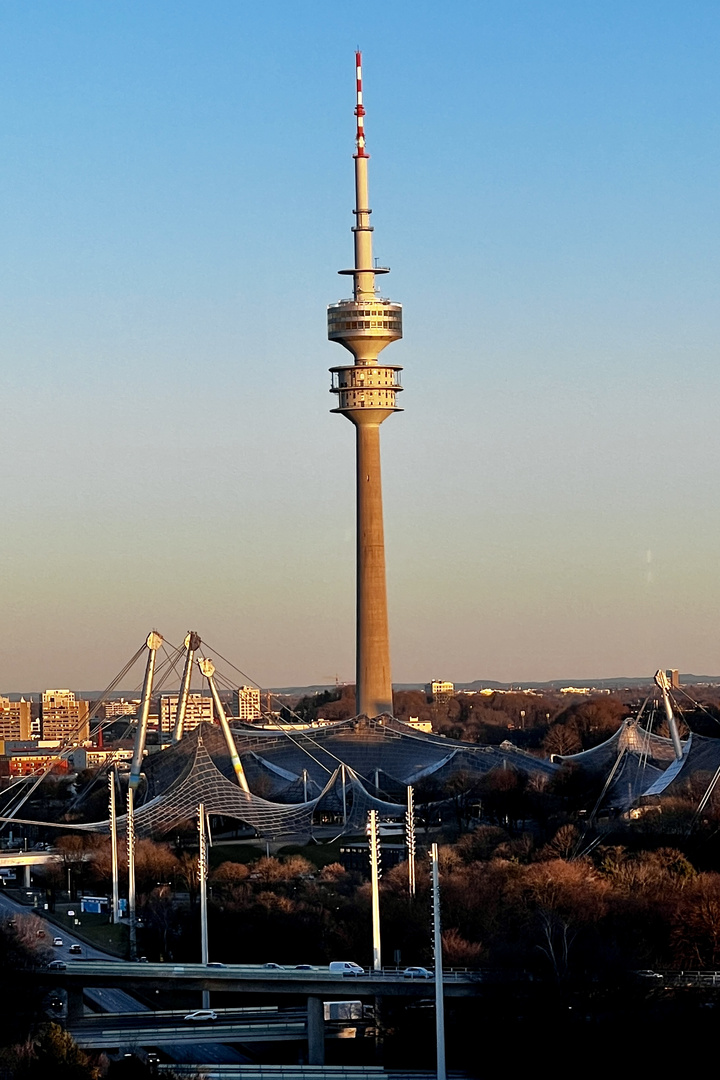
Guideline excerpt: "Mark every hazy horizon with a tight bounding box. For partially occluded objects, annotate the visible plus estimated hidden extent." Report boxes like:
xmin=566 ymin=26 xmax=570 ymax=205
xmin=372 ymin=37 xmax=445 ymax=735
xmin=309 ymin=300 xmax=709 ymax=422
xmin=2 ymin=2 xmax=719 ymax=688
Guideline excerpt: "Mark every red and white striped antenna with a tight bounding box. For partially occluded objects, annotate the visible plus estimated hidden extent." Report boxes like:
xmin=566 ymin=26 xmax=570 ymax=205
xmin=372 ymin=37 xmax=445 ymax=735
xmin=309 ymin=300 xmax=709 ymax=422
xmin=354 ymin=50 xmax=368 ymax=158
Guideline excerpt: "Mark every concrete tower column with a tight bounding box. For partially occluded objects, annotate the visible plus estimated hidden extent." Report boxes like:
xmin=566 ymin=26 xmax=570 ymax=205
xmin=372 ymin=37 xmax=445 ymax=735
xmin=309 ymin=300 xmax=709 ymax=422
xmin=355 ymin=419 xmax=392 ymax=716
xmin=328 ymin=52 xmax=403 ymax=719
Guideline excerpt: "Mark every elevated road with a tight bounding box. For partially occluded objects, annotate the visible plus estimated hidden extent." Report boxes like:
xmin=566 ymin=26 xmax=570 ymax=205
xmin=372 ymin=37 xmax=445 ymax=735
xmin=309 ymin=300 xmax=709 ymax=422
xmin=41 ymin=960 xmax=480 ymax=999
xmin=70 ymin=1011 xmax=308 ymax=1050
xmin=69 ymin=1006 xmax=371 ymax=1050
xmin=0 ymin=893 xmax=245 ymax=1065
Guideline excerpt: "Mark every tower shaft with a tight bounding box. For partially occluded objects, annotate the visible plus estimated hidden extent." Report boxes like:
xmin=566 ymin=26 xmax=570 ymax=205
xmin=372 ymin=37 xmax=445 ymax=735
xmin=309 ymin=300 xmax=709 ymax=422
xmin=328 ymin=52 xmax=403 ymax=719
xmin=356 ymin=421 xmax=392 ymax=716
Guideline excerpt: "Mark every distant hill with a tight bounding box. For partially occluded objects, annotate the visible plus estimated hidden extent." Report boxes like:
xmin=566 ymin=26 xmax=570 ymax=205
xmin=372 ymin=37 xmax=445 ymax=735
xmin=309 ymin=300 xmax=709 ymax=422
xmin=4 ymin=674 xmax=719 ymax=703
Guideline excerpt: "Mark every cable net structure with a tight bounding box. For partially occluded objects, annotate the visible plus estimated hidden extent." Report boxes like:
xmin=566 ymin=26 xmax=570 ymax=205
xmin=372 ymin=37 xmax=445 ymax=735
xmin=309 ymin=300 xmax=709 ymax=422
xmin=7 ymin=632 xmax=715 ymax=838
xmin=76 ymin=716 xmax=558 ymax=840
xmin=556 ymin=718 xmax=689 ymax=811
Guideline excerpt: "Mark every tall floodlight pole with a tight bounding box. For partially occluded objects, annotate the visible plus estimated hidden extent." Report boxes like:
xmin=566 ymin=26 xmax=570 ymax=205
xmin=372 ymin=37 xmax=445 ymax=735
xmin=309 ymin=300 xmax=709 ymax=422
xmin=129 ymin=631 xmax=163 ymax=791
xmin=328 ymin=52 xmax=403 ymax=719
xmin=430 ymin=843 xmax=446 ymax=1080
xmin=368 ymin=809 xmax=382 ymax=971
xmin=108 ymin=768 xmax=120 ymax=924
xmin=173 ymin=632 xmax=201 ymax=743
xmin=406 ymin=786 xmax=416 ymax=897
xmin=198 ymin=658 xmax=251 ymax=794
xmin=127 ymin=787 xmax=137 ymax=961
xmin=198 ymin=802 xmax=209 ymax=966
xmin=198 ymin=801 xmax=211 ymax=1008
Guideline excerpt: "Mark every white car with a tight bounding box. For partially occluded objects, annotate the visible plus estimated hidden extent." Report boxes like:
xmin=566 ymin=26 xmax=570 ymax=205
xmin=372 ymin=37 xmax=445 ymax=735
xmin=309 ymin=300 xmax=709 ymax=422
xmin=184 ymin=1009 xmax=218 ymax=1022
xmin=52 ymin=937 xmax=64 ymax=947
xmin=403 ymin=966 xmax=433 ymax=979
xmin=329 ymin=961 xmax=365 ymax=976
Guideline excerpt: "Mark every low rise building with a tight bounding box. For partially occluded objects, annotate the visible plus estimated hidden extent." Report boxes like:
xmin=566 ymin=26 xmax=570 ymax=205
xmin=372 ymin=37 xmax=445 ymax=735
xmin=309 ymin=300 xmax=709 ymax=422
xmin=425 ymin=680 xmax=454 ymax=703
xmin=402 ymin=716 xmax=433 ymax=733
xmin=102 ymin=699 xmax=140 ymax=719
xmin=0 ymin=739 xmax=65 ymax=778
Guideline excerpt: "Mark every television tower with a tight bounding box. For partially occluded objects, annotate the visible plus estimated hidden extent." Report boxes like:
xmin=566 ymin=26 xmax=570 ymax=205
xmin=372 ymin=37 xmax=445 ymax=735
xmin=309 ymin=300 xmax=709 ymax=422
xmin=328 ymin=52 xmax=403 ymax=718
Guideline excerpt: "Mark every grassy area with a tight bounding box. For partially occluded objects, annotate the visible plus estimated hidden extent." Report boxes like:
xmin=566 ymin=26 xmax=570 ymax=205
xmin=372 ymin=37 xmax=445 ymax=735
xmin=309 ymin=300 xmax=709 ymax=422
xmin=208 ymin=837 xmax=364 ymax=871
xmin=277 ymin=837 xmax=364 ymax=869
xmin=45 ymin=908 xmax=129 ymax=958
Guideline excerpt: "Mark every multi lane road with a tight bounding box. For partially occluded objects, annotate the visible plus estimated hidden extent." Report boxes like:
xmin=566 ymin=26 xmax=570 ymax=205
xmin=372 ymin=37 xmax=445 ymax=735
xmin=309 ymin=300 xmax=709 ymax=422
xmin=1 ymin=892 xmax=247 ymax=1064
xmin=70 ymin=1008 xmax=312 ymax=1049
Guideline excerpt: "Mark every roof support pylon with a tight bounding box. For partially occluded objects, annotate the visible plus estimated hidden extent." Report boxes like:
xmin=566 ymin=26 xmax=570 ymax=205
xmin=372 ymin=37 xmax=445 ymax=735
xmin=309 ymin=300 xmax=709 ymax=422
xmin=198 ymin=657 xmax=251 ymax=795
xmin=129 ymin=631 xmax=163 ymax=792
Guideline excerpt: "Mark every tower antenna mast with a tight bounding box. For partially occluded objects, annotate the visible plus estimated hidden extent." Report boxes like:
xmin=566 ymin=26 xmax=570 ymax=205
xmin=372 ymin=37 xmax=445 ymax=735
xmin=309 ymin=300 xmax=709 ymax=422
xmin=328 ymin=52 xmax=404 ymax=718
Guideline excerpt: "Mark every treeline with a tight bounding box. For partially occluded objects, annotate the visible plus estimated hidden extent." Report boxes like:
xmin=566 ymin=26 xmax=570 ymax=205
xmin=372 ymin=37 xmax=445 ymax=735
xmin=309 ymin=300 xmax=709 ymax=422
xmin=26 ymin=810 xmax=720 ymax=976
xmin=292 ymin=684 xmax=720 ymax=758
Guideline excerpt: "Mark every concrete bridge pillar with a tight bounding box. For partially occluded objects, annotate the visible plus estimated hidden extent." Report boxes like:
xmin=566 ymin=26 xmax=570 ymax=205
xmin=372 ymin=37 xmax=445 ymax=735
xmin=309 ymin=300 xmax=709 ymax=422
xmin=307 ymin=995 xmax=325 ymax=1065
xmin=66 ymin=987 xmax=84 ymax=1022
xmin=24 ymin=864 xmax=31 ymax=888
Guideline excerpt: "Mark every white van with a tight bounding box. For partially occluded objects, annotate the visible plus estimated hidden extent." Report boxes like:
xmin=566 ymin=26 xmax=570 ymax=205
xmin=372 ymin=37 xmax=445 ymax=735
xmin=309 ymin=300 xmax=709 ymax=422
xmin=328 ymin=961 xmax=365 ymax=976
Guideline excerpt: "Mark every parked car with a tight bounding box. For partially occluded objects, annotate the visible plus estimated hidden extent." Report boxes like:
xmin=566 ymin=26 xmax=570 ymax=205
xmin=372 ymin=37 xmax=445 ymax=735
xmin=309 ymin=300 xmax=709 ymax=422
xmin=184 ymin=1010 xmax=217 ymax=1022
xmin=403 ymin=966 xmax=433 ymax=979
xmin=52 ymin=937 xmax=63 ymax=947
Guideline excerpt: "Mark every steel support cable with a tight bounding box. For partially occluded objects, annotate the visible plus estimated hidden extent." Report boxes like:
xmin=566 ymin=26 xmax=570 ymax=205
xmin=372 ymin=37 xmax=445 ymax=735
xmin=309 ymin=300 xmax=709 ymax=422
xmin=193 ymin=646 xmax=336 ymax=777
xmin=675 ymin=686 xmax=720 ymax=728
xmin=690 ymin=766 xmax=720 ymax=833
xmin=0 ymin=640 xmax=150 ymax=830
xmin=200 ymin=640 xmax=317 ymax=727
xmin=196 ymin=663 xmax=377 ymax=792
xmin=151 ymin=645 xmax=186 ymax=696
xmin=0 ymin=815 xmax=102 ymax=830
xmin=635 ymin=696 xmax=653 ymax=777
xmin=588 ymin=746 xmax=627 ymax=825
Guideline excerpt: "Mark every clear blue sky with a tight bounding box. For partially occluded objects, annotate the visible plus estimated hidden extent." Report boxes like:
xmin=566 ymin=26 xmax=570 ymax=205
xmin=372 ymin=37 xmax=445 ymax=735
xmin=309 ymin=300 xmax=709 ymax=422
xmin=1 ymin=1 xmax=719 ymax=689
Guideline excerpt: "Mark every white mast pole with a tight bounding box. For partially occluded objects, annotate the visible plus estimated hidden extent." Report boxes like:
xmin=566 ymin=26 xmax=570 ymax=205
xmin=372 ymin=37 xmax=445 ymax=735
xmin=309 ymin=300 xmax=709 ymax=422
xmin=127 ymin=787 xmax=137 ymax=960
xmin=406 ymin=785 xmax=416 ymax=897
xmin=198 ymin=801 xmax=210 ymax=1007
xmin=198 ymin=802 xmax=209 ymax=966
xmin=430 ymin=843 xmax=446 ymax=1080
xmin=368 ymin=809 xmax=382 ymax=971
xmin=109 ymin=768 xmax=119 ymax=923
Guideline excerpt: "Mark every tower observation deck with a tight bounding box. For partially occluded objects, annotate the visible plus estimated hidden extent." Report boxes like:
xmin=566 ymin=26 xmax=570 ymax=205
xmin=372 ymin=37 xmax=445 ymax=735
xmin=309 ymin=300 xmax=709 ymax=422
xmin=328 ymin=53 xmax=403 ymax=719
